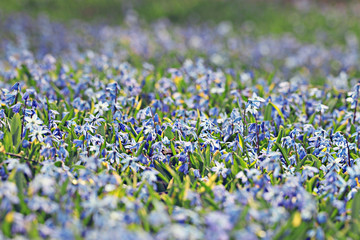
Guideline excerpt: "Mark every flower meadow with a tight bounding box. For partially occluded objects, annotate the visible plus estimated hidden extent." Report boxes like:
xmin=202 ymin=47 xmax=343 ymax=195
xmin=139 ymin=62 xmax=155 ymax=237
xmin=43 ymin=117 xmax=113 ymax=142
xmin=2 ymin=12 xmax=360 ymax=240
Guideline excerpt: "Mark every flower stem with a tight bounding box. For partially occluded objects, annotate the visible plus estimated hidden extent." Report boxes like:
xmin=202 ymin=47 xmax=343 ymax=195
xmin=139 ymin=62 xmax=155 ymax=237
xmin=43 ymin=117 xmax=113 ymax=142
xmin=21 ymin=100 xmax=27 ymax=139
xmin=353 ymin=81 xmax=360 ymax=124
xmin=346 ymin=134 xmax=351 ymax=166
xmin=353 ymin=98 xmax=358 ymax=124
xmin=255 ymin=115 xmax=260 ymax=155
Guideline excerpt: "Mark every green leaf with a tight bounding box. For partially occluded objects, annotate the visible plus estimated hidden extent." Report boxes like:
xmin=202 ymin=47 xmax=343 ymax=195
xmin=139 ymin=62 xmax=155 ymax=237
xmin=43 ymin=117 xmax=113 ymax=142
xmin=269 ymin=102 xmax=285 ymax=122
xmin=127 ymin=123 xmax=138 ymax=139
xmin=14 ymin=171 xmax=30 ymax=214
xmin=203 ymin=195 xmax=220 ymax=210
xmin=49 ymin=82 xmax=65 ymax=100
xmin=10 ymin=113 xmax=21 ymax=150
xmin=296 ymin=154 xmax=310 ymax=172
xmin=335 ymin=122 xmax=347 ymax=133
xmin=136 ymin=141 xmax=146 ymax=157
xmin=135 ymin=128 xmax=144 ymax=142
xmin=54 ymin=161 xmax=63 ymax=167
xmin=204 ymin=144 xmax=211 ymax=168
xmin=1 ymin=211 xmax=13 ymax=237
xmin=306 ymin=176 xmax=318 ymax=193
xmin=351 ymin=191 xmax=360 ymax=233
xmin=59 ymin=110 xmax=73 ymax=128
xmin=271 ymin=126 xmax=284 ymax=151
xmin=234 ymin=152 xmax=247 ymax=169
xmin=264 ymin=103 xmax=273 ymax=121
xmin=170 ymin=141 xmax=177 ymax=156
xmin=195 ymin=109 xmax=202 ymax=136
xmin=189 ymin=153 xmax=200 ymax=169
xmin=4 ymin=131 xmax=12 ymax=152
xmin=154 ymin=161 xmax=171 ymax=184
xmin=28 ymin=143 xmax=40 ymax=162
xmin=60 ymin=178 xmax=69 ymax=196
xmin=164 ymin=126 xmax=174 ymax=140
xmin=192 ymin=152 xmax=205 ymax=175
xmin=327 ymin=98 xmax=339 ymax=112
xmin=310 ymin=154 xmax=322 ymax=169
xmin=97 ymin=123 xmax=106 ymax=136
xmin=309 ymin=113 xmax=317 ymax=124
xmin=247 ymin=112 xmax=256 ymax=123
xmin=274 ymin=142 xmax=290 ymax=166
xmin=351 ymin=124 xmax=357 ymax=135
xmin=71 ymin=165 xmax=86 ymax=171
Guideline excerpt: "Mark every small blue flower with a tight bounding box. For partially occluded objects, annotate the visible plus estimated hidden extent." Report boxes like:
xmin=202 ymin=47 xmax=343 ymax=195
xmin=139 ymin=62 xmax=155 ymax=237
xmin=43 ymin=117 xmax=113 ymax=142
xmin=22 ymin=139 xmax=30 ymax=148
xmin=11 ymin=103 xmax=22 ymax=113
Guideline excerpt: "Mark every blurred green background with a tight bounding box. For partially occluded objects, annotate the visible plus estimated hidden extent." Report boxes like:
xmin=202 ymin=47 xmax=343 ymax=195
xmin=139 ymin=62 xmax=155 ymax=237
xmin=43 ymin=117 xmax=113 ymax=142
xmin=0 ymin=0 xmax=359 ymax=44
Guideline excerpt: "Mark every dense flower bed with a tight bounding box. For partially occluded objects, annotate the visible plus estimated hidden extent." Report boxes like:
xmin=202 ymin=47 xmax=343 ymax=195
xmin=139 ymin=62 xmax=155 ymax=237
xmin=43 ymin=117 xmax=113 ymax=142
xmin=1 ymin=14 xmax=360 ymax=239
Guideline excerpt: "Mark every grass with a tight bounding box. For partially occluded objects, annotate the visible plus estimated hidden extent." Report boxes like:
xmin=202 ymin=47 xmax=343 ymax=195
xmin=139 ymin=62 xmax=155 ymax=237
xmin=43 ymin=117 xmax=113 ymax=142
xmin=1 ymin=0 xmax=360 ymax=45
xmin=1 ymin=1 xmax=360 ymax=239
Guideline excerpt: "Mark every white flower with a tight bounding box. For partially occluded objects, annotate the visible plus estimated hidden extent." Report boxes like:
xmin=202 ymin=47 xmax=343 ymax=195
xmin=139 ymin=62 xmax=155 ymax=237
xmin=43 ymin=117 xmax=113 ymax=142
xmin=25 ymin=114 xmax=43 ymax=130
xmin=246 ymin=92 xmax=265 ymax=115
xmin=211 ymin=161 xmax=228 ymax=178
xmin=29 ymin=126 xmax=49 ymax=142
xmin=94 ymin=102 xmax=109 ymax=115
xmin=249 ymin=92 xmax=265 ymax=103
xmin=315 ymin=103 xmax=329 ymax=114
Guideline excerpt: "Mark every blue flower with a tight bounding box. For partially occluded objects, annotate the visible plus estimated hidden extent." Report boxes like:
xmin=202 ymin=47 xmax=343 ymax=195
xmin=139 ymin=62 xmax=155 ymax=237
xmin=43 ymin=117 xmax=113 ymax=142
xmin=11 ymin=103 xmax=22 ymax=113
xmin=179 ymin=163 xmax=189 ymax=175
xmin=211 ymin=161 xmax=228 ymax=178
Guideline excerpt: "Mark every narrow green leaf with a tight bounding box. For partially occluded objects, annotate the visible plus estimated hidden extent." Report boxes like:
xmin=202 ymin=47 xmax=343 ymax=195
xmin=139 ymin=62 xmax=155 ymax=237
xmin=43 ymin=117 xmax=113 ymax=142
xmin=205 ymin=145 xmax=211 ymax=167
xmin=351 ymin=191 xmax=360 ymax=233
xmin=170 ymin=141 xmax=177 ymax=156
xmin=306 ymin=176 xmax=318 ymax=193
xmin=264 ymin=103 xmax=273 ymax=122
xmin=271 ymin=126 xmax=284 ymax=151
xmin=274 ymin=142 xmax=290 ymax=166
xmin=269 ymin=102 xmax=285 ymax=122
xmin=136 ymin=141 xmax=146 ymax=157
xmin=10 ymin=113 xmax=21 ymax=150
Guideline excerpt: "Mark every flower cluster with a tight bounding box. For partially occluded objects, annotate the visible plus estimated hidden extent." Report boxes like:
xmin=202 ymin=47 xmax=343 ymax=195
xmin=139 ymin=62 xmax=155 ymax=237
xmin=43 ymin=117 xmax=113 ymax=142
xmin=0 ymin=11 xmax=360 ymax=240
